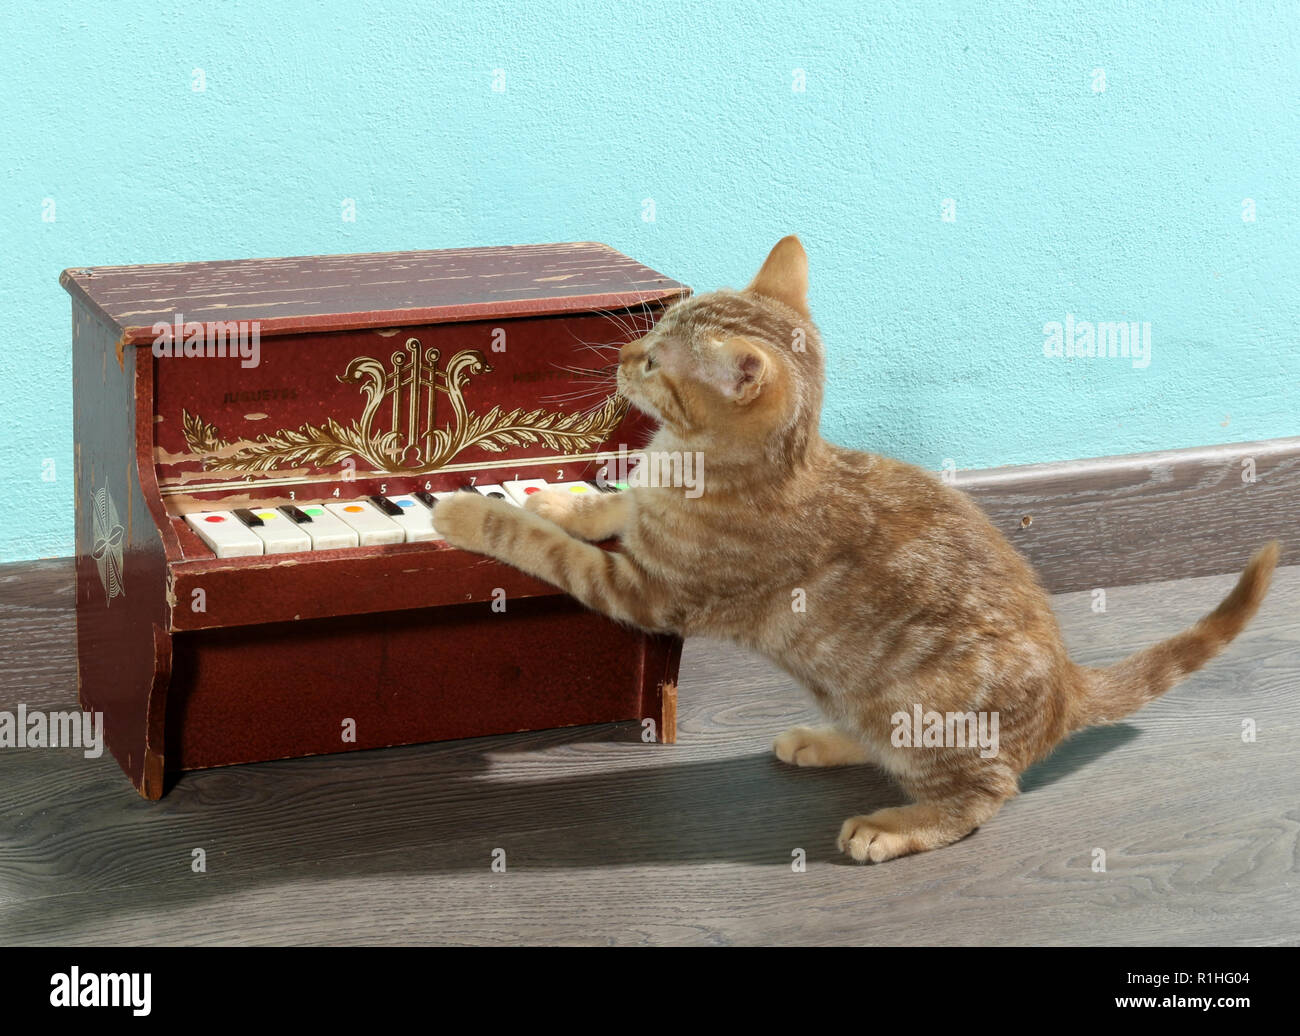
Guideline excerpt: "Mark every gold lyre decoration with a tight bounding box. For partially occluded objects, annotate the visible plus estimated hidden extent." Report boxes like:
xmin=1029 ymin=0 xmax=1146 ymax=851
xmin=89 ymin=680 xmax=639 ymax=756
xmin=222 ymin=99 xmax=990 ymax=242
xmin=181 ymin=338 xmax=628 ymax=475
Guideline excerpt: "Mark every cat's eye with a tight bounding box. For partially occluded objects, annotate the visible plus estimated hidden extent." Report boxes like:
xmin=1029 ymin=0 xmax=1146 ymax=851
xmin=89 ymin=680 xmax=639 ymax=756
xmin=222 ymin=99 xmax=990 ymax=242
xmin=643 ymin=355 xmax=657 ymax=373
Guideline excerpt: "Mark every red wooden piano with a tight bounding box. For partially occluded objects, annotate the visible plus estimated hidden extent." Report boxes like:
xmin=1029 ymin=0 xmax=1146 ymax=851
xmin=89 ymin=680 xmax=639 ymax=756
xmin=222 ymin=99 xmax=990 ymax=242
xmin=63 ymin=243 xmax=689 ymax=798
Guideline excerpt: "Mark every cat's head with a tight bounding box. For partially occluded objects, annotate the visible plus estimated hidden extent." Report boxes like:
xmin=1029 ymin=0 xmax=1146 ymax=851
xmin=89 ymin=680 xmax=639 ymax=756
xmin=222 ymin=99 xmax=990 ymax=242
xmin=617 ymin=236 xmax=824 ymax=463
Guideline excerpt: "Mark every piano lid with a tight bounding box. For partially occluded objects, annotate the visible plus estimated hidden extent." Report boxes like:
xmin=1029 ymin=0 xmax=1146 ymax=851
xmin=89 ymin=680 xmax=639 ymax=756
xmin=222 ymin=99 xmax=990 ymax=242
xmin=60 ymin=242 xmax=689 ymax=347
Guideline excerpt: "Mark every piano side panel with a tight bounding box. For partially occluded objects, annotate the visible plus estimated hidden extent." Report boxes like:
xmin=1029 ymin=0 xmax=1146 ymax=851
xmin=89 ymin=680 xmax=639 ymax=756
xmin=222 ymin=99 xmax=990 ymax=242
xmin=639 ymin=634 xmax=683 ymax=745
xmin=166 ymin=596 xmax=669 ymax=771
xmin=72 ymin=304 xmax=173 ymax=798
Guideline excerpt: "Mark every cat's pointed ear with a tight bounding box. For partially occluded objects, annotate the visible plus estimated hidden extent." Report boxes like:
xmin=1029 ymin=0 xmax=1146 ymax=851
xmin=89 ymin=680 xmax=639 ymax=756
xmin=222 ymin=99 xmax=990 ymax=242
xmin=746 ymin=235 xmax=809 ymax=316
xmin=713 ymin=337 xmax=771 ymax=405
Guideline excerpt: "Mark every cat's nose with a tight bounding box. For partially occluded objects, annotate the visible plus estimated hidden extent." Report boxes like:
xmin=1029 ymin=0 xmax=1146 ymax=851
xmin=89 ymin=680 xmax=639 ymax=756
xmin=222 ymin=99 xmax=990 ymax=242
xmin=620 ymin=338 xmax=648 ymax=365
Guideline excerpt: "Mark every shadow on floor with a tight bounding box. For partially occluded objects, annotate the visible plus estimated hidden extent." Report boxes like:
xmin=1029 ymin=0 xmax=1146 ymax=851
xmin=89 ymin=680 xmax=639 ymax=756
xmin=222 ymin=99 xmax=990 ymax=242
xmin=4 ymin=716 xmax=1137 ymax=940
xmin=1020 ymin=724 xmax=1141 ymax=793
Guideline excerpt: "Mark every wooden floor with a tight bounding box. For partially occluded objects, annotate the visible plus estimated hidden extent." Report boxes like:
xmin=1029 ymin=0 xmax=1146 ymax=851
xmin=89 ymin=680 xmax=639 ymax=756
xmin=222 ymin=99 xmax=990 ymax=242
xmin=1 ymin=558 xmax=1297 ymax=946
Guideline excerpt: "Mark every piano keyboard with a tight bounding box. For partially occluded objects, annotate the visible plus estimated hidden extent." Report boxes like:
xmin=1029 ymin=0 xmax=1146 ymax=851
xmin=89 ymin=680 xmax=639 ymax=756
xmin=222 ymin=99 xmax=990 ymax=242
xmin=183 ymin=479 xmax=624 ymax=558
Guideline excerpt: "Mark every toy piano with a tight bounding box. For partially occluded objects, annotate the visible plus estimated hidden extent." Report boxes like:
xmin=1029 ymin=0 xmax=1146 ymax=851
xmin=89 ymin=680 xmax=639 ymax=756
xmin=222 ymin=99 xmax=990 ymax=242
xmin=63 ymin=243 xmax=689 ymax=798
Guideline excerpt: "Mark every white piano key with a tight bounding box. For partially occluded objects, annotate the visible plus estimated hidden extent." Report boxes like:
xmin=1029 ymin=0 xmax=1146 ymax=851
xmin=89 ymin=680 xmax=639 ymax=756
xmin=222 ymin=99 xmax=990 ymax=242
xmin=325 ymin=500 xmax=405 ymax=546
xmin=185 ymin=511 xmax=264 ymax=558
xmin=587 ymin=475 xmax=629 ymax=492
xmin=285 ymin=505 xmax=360 ymax=550
xmin=548 ymin=480 xmax=602 ymax=497
xmin=384 ymin=494 xmax=441 ymax=542
xmin=591 ymin=459 xmax=637 ymax=491
xmin=424 ymin=492 xmax=461 ymax=540
xmin=410 ymin=493 xmax=452 ymax=541
xmin=243 ymin=508 xmax=312 ymax=554
xmin=471 ymin=483 xmax=517 ymax=505
xmin=501 ymin=478 xmax=550 ymax=505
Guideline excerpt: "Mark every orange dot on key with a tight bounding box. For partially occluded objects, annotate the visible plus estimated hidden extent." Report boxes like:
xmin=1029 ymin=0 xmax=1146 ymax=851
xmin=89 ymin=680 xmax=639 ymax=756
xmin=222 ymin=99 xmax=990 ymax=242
xmin=344 ymin=505 xmax=365 ymax=512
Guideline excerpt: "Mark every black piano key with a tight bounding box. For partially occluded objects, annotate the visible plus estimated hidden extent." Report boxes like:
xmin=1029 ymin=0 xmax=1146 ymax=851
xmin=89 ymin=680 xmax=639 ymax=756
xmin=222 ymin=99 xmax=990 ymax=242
xmin=233 ymin=507 xmax=264 ymax=527
xmin=414 ymin=491 xmax=436 ymax=508
xmin=279 ymin=504 xmax=313 ymax=523
xmin=458 ymin=485 xmax=482 ymax=494
xmin=484 ymin=490 xmax=506 ymax=500
xmin=588 ymin=479 xmax=617 ymax=493
xmin=368 ymin=494 xmax=404 ymax=516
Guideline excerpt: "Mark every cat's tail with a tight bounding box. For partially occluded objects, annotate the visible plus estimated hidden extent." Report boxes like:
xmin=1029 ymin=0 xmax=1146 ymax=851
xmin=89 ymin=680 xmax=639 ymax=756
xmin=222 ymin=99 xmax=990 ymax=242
xmin=1069 ymin=541 xmax=1280 ymax=731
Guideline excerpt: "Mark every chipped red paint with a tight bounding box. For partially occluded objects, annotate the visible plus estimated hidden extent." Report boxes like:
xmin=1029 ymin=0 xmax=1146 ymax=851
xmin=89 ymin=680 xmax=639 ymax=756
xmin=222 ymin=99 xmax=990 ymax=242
xmin=67 ymin=244 xmax=688 ymax=798
xmin=60 ymin=242 xmax=688 ymax=344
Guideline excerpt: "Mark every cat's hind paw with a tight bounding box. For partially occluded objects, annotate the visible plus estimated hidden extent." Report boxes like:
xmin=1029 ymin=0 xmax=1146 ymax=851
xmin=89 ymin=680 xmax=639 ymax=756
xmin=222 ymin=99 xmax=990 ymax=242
xmin=837 ymin=800 xmax=997 ymax=864
xmin=837 ymin=814 xmax=914 ymax=863
xmin=773 ymin=726 xmax=872 ymax=767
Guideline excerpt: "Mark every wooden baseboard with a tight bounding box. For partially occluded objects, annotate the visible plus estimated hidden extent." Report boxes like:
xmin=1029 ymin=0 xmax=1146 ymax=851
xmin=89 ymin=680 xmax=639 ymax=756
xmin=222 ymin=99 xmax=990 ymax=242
xmin=955 ymin=436 xmax=1299 ymax=594
xmin=1 ymin=437 xmax=1295 ymax=599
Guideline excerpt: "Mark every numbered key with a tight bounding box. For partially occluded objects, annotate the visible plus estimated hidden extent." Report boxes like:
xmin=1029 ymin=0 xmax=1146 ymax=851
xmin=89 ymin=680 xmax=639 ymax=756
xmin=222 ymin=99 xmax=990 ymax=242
xmin=325 ymin=500 xmax=405 ymax=546
xmin=472 ymin=483 xmax=517 ymax=505
xmin=548 ymin=481 xmax=602 ymax=497
xmin=380 ymin=494 xmax=441 ymax=542
xmin=279 ymin=504 xmax=359 ymax=551
xmin=185 ymin=511 xmax=264 ymax=558
xmin=240 ymin=507 xmax=311 ymax=554
xmin=501 ymin=479 xmax=550 ymax=505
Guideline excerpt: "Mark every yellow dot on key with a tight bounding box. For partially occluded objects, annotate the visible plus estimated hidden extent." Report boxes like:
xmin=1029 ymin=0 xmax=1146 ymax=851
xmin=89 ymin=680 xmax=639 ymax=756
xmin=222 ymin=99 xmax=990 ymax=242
xmin=257 ymin=511 xmax=277 ymax=520
xmin=569 ymin=485 xmax=589 ymax=493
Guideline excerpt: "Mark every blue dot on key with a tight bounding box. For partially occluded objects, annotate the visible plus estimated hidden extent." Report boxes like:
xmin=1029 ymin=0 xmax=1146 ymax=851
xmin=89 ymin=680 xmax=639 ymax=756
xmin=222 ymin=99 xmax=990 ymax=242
xmin=398 ymin=499 xmax=414 ymax=507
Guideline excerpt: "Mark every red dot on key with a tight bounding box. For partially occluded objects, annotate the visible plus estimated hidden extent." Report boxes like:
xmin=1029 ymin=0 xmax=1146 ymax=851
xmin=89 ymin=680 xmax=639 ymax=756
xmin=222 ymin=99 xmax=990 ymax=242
xmin=524 ymin=487 xmax=541 ymax=494
xmin=205 ymin=515 xmax=225 ymax=523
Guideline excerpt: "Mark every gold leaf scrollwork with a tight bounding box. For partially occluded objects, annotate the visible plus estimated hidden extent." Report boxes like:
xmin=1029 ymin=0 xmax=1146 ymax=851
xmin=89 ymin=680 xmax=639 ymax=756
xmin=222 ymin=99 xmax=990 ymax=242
xmin=180 ymin=343 xmax=627 ymax=475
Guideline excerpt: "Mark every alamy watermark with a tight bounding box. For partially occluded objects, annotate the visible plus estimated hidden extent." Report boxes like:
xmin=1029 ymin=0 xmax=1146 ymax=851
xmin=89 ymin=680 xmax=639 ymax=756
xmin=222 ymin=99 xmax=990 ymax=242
xmin=891 ymin=705 xmax=1000 ymax=758
xmin=0 ymin=705 xmax=104 ymax=758
xmin=598 ymin=445 xmax=705 ymax=498
xmin=151 ymin=312 xmax=261 ymax=368
xmin=50 ymin=967 xmax=151 ymax=1016
xmin=1043 ymin=314 xmax=1150 ymax=369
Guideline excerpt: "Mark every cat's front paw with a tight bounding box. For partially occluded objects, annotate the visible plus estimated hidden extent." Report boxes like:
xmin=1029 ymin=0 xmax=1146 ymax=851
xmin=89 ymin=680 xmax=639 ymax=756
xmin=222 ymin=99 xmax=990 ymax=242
xmin=524 ymin=488 xmax=575 ymax=526
xmin=432 ymin=492 xmax=495 ymax=553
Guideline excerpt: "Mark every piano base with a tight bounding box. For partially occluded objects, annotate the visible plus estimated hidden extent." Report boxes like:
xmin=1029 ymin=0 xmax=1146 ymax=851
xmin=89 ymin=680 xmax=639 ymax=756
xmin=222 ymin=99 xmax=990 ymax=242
xmin=80 ymin=594 xmax=681 ymax=799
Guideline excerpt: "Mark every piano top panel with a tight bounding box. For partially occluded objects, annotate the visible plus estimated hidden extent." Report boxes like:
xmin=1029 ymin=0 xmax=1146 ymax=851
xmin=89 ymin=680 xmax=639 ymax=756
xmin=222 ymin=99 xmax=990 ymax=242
xmin=60 ymin=242 xmax=689 ymax=346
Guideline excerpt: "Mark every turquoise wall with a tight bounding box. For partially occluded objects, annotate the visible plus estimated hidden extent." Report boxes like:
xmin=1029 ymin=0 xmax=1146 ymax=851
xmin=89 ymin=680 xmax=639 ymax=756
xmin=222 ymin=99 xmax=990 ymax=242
xmin=3 ymin=1 xmax=1297 ymax=562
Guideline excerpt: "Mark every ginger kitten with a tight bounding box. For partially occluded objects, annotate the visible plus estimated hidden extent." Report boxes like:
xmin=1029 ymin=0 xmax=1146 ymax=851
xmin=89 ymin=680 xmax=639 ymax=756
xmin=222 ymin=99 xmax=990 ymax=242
xmin=433 ymin=236 xmax=1279 ymax=863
